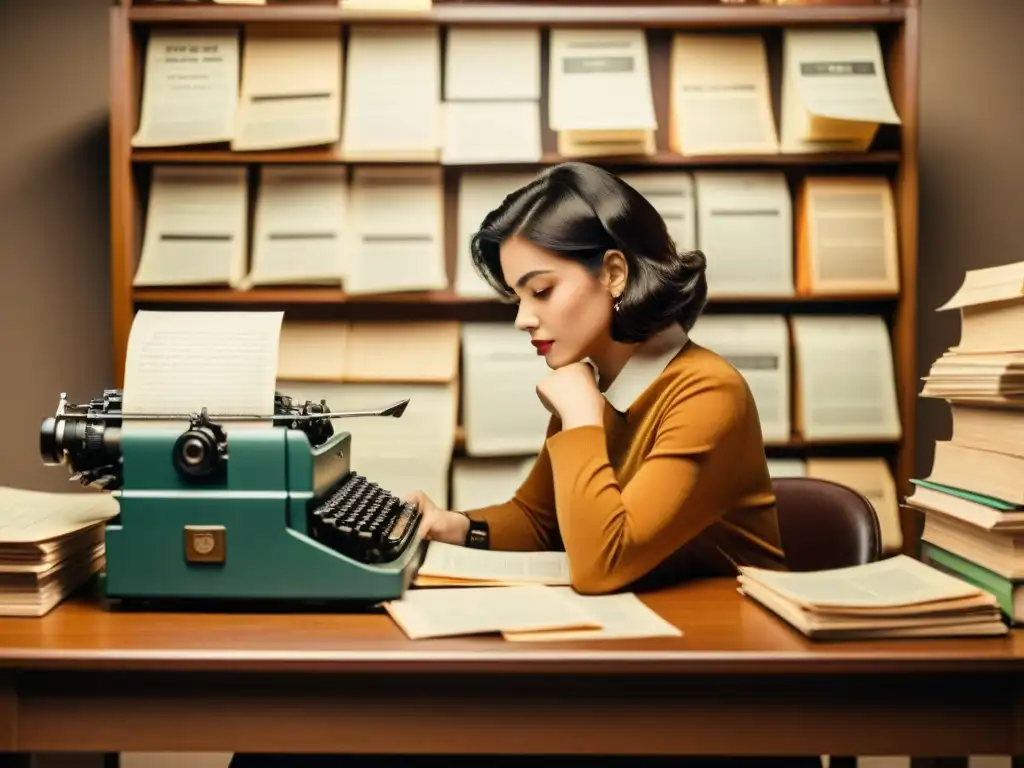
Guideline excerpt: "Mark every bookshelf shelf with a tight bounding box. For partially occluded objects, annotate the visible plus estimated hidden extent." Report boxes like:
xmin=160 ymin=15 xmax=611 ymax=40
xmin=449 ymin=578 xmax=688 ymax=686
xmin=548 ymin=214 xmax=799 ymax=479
xmin=131 ymin=149 xmax=902 ymax=169
xmin=128 ymin=2 xmax=907 ymax=28
xmin=132 ymin=286 xmax=900 ymax=307
xmin=110 ymin=0 xmax=921 ymax=557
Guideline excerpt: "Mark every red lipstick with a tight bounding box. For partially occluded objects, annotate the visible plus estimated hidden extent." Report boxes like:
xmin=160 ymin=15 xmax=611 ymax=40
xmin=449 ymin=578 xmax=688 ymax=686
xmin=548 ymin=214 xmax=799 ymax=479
xmin=531 ymin=339 xmax=553 ymax=356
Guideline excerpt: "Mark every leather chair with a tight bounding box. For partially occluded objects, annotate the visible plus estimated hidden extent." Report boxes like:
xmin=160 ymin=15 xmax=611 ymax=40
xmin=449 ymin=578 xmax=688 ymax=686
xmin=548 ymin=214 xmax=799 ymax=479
xmin=772 ymin=477 xmax=883 ymax=572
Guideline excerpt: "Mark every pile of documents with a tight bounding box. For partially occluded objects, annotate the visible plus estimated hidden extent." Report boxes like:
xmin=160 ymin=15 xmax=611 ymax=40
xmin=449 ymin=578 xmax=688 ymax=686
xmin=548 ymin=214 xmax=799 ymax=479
xmin=906 ymin=261 xmax=1024 ymax=625
xmin=384 ymin=542 xmax=682 ymax=641
xmin=0 ymin=486 xmax=118 ymax=617
xmin=738 ymin=555 xmax=1008 ymax=640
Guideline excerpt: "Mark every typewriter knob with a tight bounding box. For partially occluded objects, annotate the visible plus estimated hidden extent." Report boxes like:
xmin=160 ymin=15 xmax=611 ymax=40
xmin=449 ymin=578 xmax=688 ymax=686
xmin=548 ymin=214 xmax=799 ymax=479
xmin=173 ymin=425 xmax=224 ymax=481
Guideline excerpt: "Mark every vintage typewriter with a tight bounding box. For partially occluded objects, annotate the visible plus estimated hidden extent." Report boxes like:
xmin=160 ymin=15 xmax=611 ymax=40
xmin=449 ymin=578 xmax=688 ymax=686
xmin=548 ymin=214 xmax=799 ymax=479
xmin=39 ymin=389 xmax=425 ymax=607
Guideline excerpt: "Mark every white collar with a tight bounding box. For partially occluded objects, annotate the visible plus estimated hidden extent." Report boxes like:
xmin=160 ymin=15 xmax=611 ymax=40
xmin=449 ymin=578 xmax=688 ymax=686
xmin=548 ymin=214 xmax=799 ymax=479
xmin=601 ymin=325 xmax=689 ymax=413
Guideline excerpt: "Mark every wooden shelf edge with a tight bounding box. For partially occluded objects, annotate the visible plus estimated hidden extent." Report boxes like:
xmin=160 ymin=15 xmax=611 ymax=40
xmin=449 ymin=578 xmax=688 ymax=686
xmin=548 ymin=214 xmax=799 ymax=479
xmin=130 ymin=149 xmax=902 ymax=168
xmin=132 ymin=288 xmax=901 ymax=306
xmin=128 ymin=2 xmax=907 ymax=27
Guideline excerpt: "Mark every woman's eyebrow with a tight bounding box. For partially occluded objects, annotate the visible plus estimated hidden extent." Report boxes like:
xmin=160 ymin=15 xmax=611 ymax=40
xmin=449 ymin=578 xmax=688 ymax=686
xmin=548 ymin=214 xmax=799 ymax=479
xmin=514 ymin=269 xmax=553 ymax=288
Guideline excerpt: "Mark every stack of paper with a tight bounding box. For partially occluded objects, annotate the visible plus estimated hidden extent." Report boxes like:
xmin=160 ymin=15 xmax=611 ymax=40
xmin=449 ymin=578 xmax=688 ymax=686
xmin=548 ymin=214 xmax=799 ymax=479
xmin=385 ymin=541 xmax=683 ymax=641
xmin=738 ymin=555 xmax=1009 ymax=639
xmin=907 ymin=261 xmax=1024 ymax=624
xmin=0 ymin=487 xmax=118 ymax=617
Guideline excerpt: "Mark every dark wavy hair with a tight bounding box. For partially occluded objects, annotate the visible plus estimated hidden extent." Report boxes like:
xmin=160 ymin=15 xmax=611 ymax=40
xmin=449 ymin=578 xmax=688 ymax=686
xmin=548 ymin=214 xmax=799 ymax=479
xmin=469 ymin=162 xmax=708 ymax=343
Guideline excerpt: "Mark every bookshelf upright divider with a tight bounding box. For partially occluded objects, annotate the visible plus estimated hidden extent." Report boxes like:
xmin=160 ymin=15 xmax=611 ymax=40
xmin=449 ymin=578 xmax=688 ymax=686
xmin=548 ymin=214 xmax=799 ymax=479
xmin=107 ymin=1 xmax=921 ymax=556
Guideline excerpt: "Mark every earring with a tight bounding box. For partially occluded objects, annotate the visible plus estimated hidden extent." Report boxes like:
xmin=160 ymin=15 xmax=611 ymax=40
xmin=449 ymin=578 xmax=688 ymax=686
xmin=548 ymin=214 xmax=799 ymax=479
xmin=613 ymin=296 xmax=621 ymax=313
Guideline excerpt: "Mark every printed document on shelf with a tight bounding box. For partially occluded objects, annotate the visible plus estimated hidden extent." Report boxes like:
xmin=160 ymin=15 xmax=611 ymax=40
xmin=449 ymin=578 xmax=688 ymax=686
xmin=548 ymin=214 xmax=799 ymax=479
xmin=791 ymin=315 xmax=902 ymax=440
xmin=132 ymin=29 xmax=239 ymax=147
xmin=133 ymin=166 xmax=249 ymax=288
xmin=460 ymin=323 xmax=552 ymax=456
xmin=342 ymin=26 xmax=440 ymax=160
xmin=687 ymin=315 xmax=790 ymax=441
xmin=232 ymin=24 xmax=342 ymax=151
xmin=276 ymin=320 xmax=350 ymax=381
xmin=451 ymin=456 xmax=536 ymax=511
xmin=248 ymin=166 xmax=348 ymax=286
xmin=619 ymin=172 xmax=697 ymax=253
xmin=455 ymin=172 xmax=536 ymax=296
xmin=121 ymin=310 xmax=285 ymax=433
xmin=548 ymin=29 xmax=657 ymax=133
xmin=796 ymin=176 xmax=899 ymax=294
xmin=694 ymin=172 xmax=794 ymax=295
xmin=345 ymin=166 xmax=447 ymax=294
xmin=441 ymin=27 xmax=542 ymax=164
xmin=781 ymin=28 xmax=901 ymax=153
xmin=668 ymin=33 xmax=778 ymax=156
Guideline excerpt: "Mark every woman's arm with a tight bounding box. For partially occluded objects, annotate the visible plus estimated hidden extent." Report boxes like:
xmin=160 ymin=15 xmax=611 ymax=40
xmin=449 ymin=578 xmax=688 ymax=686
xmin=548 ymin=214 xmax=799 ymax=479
xmin=545 ymin=381 xmax=748 ymax=594
xmin=462 ymin=417 xmax=562 ymax=551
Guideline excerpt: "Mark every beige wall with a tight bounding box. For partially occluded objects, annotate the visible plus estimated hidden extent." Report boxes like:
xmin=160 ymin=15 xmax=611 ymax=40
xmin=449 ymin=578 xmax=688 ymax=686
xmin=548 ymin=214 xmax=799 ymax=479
xmin=2 ymin=0 xmax=1022 ymax=766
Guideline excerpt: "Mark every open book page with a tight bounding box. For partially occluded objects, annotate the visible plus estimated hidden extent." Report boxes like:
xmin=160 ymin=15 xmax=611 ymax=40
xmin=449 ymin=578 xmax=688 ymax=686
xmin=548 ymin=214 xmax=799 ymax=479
xmin=132 ymin=29 xmax=239 ymax=147
xmin=122 ymin=310 xmax=284 ymax=432
xmin=687 ymin=315 xmax=790 ymax=441
xmin=668 ymin=33 xmax=777 ymax=156
xmin=503 ymin=588 xmax=683 ymax=641
xmin=791 ymin=315 xmax=901 ymax=440
xmin=384 ymin=585 xmax=600 ymax=640
xmin=0 ymin=488 xmax=118 ymax=544
xmin=415 ymin=541 xmax=571 ymax=586
xmin=232 ymin=24 xmax=342 ymax=151
xmin=134 ymin=166 xmax=249 ymax=288
xmin=739 ymin=555 xmax=989 ymax=612
xmin=249 ymin=166 xmax=348 ymax=286
xmin=694 ymin=172 xmax=793 ymax=296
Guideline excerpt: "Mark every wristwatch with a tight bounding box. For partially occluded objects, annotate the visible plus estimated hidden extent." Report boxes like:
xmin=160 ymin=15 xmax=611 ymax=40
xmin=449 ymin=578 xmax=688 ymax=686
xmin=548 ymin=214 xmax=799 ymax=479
xmin=455 ymin=510 xmax=490 ymax=549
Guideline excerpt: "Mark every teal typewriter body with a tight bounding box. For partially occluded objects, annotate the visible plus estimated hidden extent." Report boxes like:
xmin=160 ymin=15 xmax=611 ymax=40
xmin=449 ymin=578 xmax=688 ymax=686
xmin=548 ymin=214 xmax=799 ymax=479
xmin=40 ymin=391 xmax=424 ymax=607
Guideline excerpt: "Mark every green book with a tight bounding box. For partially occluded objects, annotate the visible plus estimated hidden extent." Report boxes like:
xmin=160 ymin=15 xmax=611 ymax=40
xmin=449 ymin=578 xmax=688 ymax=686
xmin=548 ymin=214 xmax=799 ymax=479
xmin=909 ymin=478 xmax=1022 ymax=511
xmin=921 ymin=542 xmax=1020 ymax=624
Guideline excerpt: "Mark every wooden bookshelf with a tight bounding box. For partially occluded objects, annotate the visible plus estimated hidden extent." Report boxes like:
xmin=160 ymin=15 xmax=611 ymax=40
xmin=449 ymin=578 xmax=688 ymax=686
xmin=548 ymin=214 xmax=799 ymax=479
xmin=110 ymin=0 xmax=921 ymax=555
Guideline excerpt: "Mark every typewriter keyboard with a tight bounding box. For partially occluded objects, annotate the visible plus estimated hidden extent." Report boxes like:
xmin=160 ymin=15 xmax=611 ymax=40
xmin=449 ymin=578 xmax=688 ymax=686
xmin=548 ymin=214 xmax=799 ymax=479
xmin=307 ymin=473 xmax=421 ymax=564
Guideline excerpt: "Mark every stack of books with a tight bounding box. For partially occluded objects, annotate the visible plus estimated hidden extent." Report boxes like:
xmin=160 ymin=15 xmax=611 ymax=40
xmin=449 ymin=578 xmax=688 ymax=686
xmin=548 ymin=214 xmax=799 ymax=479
xmin=906 ymin=261 xmax=1024 ymax=626
xmin=0 ymin=486 xmax=118 ymax=617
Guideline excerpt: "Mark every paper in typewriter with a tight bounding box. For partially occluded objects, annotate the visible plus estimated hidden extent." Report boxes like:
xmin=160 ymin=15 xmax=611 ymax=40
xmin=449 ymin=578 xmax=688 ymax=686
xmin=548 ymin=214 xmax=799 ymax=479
xmin=232 ymin=24 xmax=342 ymax=151
xmin=132 ymin=29 xmax=239 ymax=147
xmin=415 ymin=541 xmax=571 ymax=587
xmin=385 ymin=585 xmax=601 ymax=640
xmin=687 ymin=315 xmax=790 ymax=442
xmin=791 ymin=315 xmax=901 ymax=440
xmin=133 ymin=165 xmax=249 ymax=288
xmin=668 ymin=33 xmax=778 ymax=156
xmin=249 ymin=165 xmax=348 ymax=286
xmin=122 ymin=310 xmax=285 ymax=432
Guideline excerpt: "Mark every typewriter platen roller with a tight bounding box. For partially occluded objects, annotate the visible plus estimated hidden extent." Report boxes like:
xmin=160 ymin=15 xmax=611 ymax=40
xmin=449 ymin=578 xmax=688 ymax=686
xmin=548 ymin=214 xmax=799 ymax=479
xmin=39 ymin=390 xmax=426 ymax=606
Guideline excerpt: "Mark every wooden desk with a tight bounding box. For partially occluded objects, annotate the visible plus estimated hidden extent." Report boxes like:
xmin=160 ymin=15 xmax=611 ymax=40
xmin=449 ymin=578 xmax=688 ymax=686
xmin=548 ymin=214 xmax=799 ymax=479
xmin=0 ymin=578 xmax=1021 ymax=758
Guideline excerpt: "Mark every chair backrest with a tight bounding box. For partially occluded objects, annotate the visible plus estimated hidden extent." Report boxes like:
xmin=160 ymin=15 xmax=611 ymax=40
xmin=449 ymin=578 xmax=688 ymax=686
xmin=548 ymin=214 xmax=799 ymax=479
xmin=772 ymin=477 xmax=883 ymax=572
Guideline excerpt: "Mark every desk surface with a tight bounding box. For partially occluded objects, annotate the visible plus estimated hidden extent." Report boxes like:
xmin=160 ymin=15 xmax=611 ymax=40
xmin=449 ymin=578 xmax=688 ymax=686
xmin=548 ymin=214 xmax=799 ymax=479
xmin=0 ymin=578 xmax=1020 ymax=675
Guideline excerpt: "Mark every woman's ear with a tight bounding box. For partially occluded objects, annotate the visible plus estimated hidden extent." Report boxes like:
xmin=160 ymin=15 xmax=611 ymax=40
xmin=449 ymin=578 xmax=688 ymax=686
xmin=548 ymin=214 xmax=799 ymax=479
xmin=601 ymin=249 xmax=629 ymax=299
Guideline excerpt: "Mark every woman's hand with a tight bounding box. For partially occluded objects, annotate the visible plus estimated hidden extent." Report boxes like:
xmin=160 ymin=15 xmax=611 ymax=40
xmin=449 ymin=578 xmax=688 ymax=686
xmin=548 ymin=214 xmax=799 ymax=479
xmin=404 ymin=491 xmax=470 ymax=545
xmin=536 ymin=361 xmax=605 ymax=430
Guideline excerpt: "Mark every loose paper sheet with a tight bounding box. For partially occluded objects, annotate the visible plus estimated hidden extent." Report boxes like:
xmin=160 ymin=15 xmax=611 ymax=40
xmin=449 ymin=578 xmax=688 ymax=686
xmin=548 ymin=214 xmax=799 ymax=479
xmin=415 ymin=541 xmax=571 ymax=586
xmin=0 ymin=488 xmax=118 ymax=544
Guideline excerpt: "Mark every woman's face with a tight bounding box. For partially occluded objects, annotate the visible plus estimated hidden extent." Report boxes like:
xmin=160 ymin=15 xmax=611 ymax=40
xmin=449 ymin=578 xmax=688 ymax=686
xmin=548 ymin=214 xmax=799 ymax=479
xmin=499 ymin=235 xmax=615 ymax=370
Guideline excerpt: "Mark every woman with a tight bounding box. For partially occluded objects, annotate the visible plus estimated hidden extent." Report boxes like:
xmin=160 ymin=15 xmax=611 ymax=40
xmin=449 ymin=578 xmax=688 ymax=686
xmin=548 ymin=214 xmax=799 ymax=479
xmin=230 ymin=163 xmax=803 ymax=768
xmin=409 ymin=161 xmax=787 ymax=591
